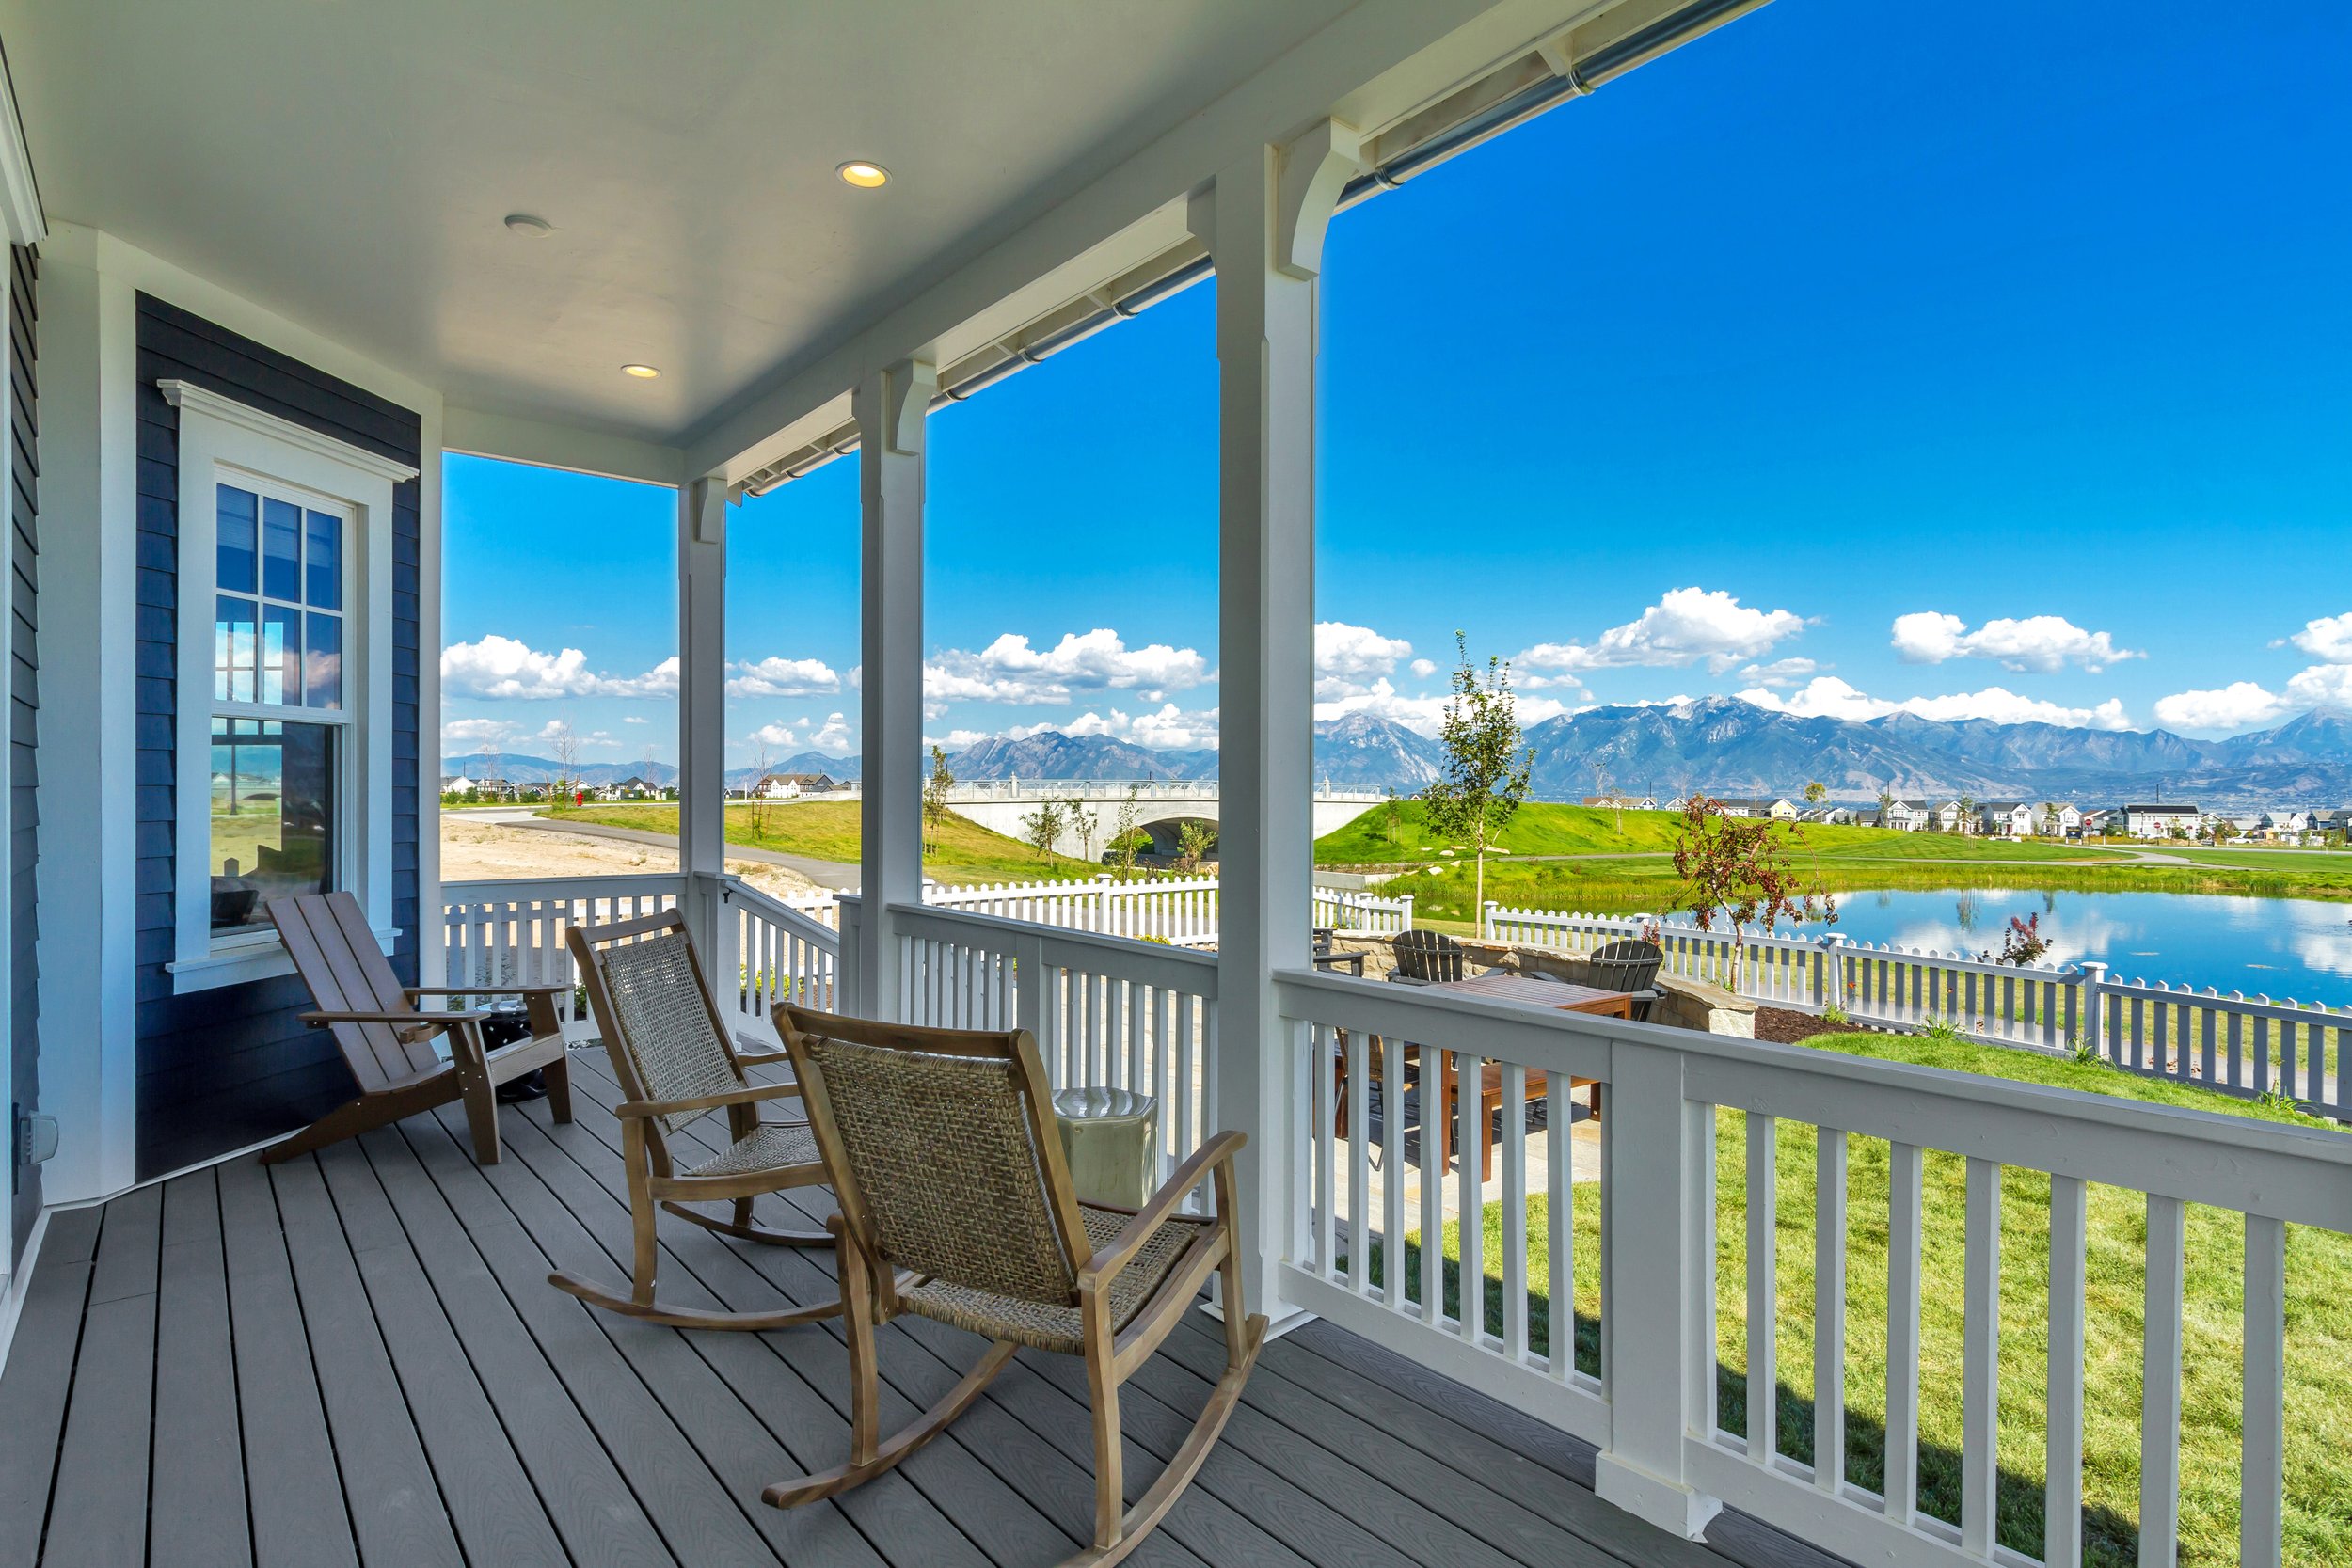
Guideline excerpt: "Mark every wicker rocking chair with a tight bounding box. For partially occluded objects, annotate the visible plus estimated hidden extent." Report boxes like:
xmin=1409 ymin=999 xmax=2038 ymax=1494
xmin=766 ymin=1004 xmax=1265 ymax=1568
xmin=548 ymin=910 xmax=839 ymax=1331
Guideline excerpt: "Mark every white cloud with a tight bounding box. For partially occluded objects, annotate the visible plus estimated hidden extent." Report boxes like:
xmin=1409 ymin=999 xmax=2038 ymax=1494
xmin=1518 ymin=587 xmax=1804 ymax=676
xmin=1890 ymin=612 xmax=2139 ymax=673
xmin=440 ymin=635 xmax=678 ymax=699
xmin=442 ymin=717 xmax=519 ymax=749
xmin=624 ymin=715 xmax=649 ymax=724
xmin=2288 ymin=612 xmax=2352 ymax=663
xmin=925 ymin=628 xmax=1211 ymax=706
xmin=1738 ymin=657 xmax=1819 ymax=689
xmin=726 ymin=656 xmax=845 ymax=699
xmin=1313 ymin=622 xmax=1413 ymax=701
xmin=981 ymin=705 xmax=1224 ymax=751
xmin=748 ymin=721 xmax=800 ymax=749
xmin=2152 ymin=682 xmax=2290 ymax=732
xmin=1737 ymin=676 xmax=2132 ymax=730
xmin=1408 ymin=657 xmax=1438 ymax=680
xmin=809 ymin=713 xmax=856 ymax=753
xmin=2286 ymin=663 xmax=2352 ymax=709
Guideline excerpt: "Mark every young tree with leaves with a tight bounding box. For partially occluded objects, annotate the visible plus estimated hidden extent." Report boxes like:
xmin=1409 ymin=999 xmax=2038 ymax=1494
xmin=1672 ymin=796 xmax=1835 ymax=992
xmin=1173 ymin=820 xmax=1216 ymax=875
xmin=1418 ymin=633 xmax=1534 ymax=915
xmin=1064 ymin=796 xmax=1099 ymax=863
xmin=1804 ymin=780 xmax=1826 ymax=815
xmin=922 ymin=745 xmax=955 ymax=857
xmin=1018 ymin=800 xmax=1065 ymax=863
xmin=1108 ymin=784 xmax=1144 ymax=881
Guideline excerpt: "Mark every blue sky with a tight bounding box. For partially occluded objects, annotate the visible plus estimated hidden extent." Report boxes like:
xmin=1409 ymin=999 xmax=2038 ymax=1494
xmin=440 ymin=0 xmax=2352 ymax=770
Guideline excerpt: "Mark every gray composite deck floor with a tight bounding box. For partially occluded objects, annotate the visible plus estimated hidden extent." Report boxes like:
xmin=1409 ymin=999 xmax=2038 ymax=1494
xmin=0 ymin=1045 xmax=1846 ymax=1568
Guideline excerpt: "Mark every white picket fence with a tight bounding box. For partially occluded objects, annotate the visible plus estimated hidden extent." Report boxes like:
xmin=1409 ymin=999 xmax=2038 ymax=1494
xmin=1485 ymin=900 xmax=2351 ymax=1121
xmin=440 ymin=873 xmax=688 ymax=1024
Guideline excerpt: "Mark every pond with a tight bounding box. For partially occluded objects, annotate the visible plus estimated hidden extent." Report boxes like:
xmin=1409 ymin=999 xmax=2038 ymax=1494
xmin=1772 ymin=887 xmax=2352 ymax=1009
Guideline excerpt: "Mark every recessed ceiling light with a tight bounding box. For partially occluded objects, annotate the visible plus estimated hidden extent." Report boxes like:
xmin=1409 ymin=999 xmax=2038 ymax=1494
xmin=836 ymin=160 xmax=890 ymax=189
xmin=620 ymin=363 xmax=661 ymax=379
xmin=503 ymin=213 xmax=554 ymax=237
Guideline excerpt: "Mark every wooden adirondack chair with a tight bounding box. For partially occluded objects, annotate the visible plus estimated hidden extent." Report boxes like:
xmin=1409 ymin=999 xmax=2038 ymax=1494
xmin=765 ymin=1004 xmax=1263 ymax=1566
xmin=265 ymin=891 xmax=573 ymax=1165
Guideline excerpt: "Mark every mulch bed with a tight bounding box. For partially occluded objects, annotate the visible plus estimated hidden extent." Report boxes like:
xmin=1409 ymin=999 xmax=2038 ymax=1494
xmin=1754 ymin=1006 xmax=1870 ymax=1045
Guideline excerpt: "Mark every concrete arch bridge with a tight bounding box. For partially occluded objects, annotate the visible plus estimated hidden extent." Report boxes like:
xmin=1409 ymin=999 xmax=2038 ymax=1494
xmin=942 ymin=779 xmax=1382 ymax=861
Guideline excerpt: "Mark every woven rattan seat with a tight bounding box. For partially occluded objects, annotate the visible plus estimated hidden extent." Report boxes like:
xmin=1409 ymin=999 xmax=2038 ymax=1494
xmin=685 ymin=1119 xmax=821 ymax=1180
xmin=905 ymin=1205 xmax=1211 ymax=1354
xmin=546 ymin=910 xmax=839 ymax=1333
xmin=766 ymin=1004 xmax=1265 ymax=1567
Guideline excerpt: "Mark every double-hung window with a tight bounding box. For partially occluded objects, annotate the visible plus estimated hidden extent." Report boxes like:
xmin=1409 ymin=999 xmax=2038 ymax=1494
xmin=162 ymin=380 xmax=417 ymax=992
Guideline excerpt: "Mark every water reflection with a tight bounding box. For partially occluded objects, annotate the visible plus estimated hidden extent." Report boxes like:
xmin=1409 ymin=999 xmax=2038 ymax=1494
xmin=1788 ymin=888 xmax=2352 ymax=1006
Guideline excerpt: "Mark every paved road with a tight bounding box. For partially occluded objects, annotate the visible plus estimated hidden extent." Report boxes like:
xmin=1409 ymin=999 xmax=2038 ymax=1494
xmin=468 ymin=809 xmax=864 ymax=890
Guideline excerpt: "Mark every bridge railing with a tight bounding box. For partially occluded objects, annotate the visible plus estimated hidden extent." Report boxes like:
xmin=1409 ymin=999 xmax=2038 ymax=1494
xmin=939 ymin=777 xmax=1386 ymax=802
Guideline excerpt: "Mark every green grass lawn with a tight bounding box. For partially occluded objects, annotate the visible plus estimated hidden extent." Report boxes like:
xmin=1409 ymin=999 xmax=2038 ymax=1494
xmin=1374 ymin=1033 xmax=2352 ymax=1567
xmin=539 ymin=800 xmax=1104 ymax=884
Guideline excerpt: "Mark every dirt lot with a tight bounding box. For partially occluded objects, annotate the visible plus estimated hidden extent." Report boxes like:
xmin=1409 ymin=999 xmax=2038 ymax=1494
xmin=438 ymin=816 xmax=825 ymax=902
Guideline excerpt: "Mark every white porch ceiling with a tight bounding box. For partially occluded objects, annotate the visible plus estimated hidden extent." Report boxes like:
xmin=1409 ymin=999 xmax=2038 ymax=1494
xmin=2 ymin=0 xmax=1356 ymax=447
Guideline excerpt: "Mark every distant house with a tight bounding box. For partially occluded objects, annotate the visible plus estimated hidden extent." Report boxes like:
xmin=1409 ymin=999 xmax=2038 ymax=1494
xmin=754 ymin=770 xmax=839 ymax=800
xmin=1977 ymin=801 xmax=2039 ymax=838
xmin=1929 ymin=800 xmax=1970 ymax=832
xmin=1662 ymin=795 xmax=1690 ymax=812
xmin=1581 ymin=793 xmax=1658 ymax=811
xmin=2048 ymin=803 xmax=2084 ymax=835
xmin=2122 ymin=802 xmax=2200 ymax=839
xmin=441 ymin=773 xmax=478 ymax=797
xmin=1877 ymin=799 xmax=1929 ymax=832
xmin=1719 ymin=797 xmax=1797 ymax=821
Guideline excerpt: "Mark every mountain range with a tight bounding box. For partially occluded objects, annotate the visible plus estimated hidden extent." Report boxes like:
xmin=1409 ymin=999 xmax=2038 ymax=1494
xmin=445 ymin=703 xmax=2352 ymax=807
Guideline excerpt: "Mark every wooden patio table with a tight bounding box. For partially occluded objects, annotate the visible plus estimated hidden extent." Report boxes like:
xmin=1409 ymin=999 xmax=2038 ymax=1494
xmin=1424 ymin=971 xmax=1633 ymax=1182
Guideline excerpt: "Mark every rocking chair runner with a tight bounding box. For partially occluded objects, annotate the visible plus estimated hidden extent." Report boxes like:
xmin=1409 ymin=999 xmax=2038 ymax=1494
xmin=265 ymin=891 xmax=572 ymax=1165
xmin=549 ymin=910 xmax=839 ymax=1332
xmin=767 ymin=1004 xmax=1264 ymax=1568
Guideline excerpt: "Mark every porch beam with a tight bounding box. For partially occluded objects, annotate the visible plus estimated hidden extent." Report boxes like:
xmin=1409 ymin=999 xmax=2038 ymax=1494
xmin=852 ymin=359 xmax=936 ymax=1016
xmin=1204 ymin=123 xmax=1358 ymax=1332
xmin=676 ymin=476 xmax=734 ymax=980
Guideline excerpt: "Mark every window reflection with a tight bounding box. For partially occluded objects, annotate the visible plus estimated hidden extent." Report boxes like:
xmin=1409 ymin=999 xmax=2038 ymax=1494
xmin=210 ymin=718 xmax=335 ymax=932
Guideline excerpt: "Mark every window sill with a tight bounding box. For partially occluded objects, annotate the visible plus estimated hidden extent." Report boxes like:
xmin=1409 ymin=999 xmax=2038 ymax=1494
xmin=167 ymin=925 xmax=402 ymax=995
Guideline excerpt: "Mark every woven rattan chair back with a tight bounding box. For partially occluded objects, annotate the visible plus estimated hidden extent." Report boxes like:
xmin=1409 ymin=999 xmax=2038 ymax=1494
xmin=570 ymin=913 xmax=747 ymax=1138
xmin=1393 ymin=927 xmax=1467 ymax=983
xmin=1587 ymin=939 xmax=1664 ymax=995
xmin=777 ymin=1006 xmax=1089 ymax=1309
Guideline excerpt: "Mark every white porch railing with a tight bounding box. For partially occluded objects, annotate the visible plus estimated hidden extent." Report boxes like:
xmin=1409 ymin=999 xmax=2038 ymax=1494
xmin=882 ymin=901 xmax=1219 ymax=1189
xmin=725 ymin=879 xmax=845 ymax=1014
xmin=1486 ymin=903 xmax=2350 ymax=1121
xmin=1275 ymin=967 xmax=2352 ymax=1567
xmin=441 ymin=874 xmax=687 ymax=1023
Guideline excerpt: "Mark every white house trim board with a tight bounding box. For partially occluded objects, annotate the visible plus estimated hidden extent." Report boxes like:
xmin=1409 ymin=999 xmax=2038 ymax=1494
xmin=0 ymin=35 xmax=42 ymax=245
xmin=31 ymin=243 xmax=139 ymax=1203
xmin=165 ymin=384 xmax=402 ymax=993
xmin=160 ymin=380 xmax=418 ymax=482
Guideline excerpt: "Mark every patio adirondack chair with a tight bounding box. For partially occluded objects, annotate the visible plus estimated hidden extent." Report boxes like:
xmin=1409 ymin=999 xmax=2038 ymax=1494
xmin=549 ymin=910 xmax=839 ymax=1331
xmin=1587 ymin=938 xmax=1666 ymax=1022
xmin=1391 ymin=927 xmax=1468 ymax=984
xmin=266 ymin=891 xmax=574 ymax=1165
xmin=767 ymin=1003 xmax=1264 ymax=1567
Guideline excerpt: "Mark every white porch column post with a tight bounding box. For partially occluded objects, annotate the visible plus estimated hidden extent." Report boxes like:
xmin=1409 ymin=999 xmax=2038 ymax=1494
xmin=1205 ymin=123 xmax=1358 ymax=1331
xmin=852 ymin=358 xmax=934 ymax=1019
xmin=677 ymin=476 xmax=735 ymax=991
xmin=1596 ymin=1038 xmax=1724 ymax=1536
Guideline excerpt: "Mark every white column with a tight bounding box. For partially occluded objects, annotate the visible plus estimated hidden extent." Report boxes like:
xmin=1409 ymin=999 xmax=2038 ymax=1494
xmin=31 ymin=230 xmax=140 ymax=1200
xmin=1204 ymin=122 xmax=1358 ymax=1332
xmin=1595 ymin=1039 xmax=1724 ymax=1536
xmin=676 ymin=476 xmax=734 ymax=987
xmin=852 ymin=359 xmax=934 ymax=1018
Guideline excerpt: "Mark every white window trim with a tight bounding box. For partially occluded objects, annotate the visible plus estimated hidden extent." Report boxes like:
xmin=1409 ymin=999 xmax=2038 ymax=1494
xmin=159 ymin=379 xmax=418 ymax=993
